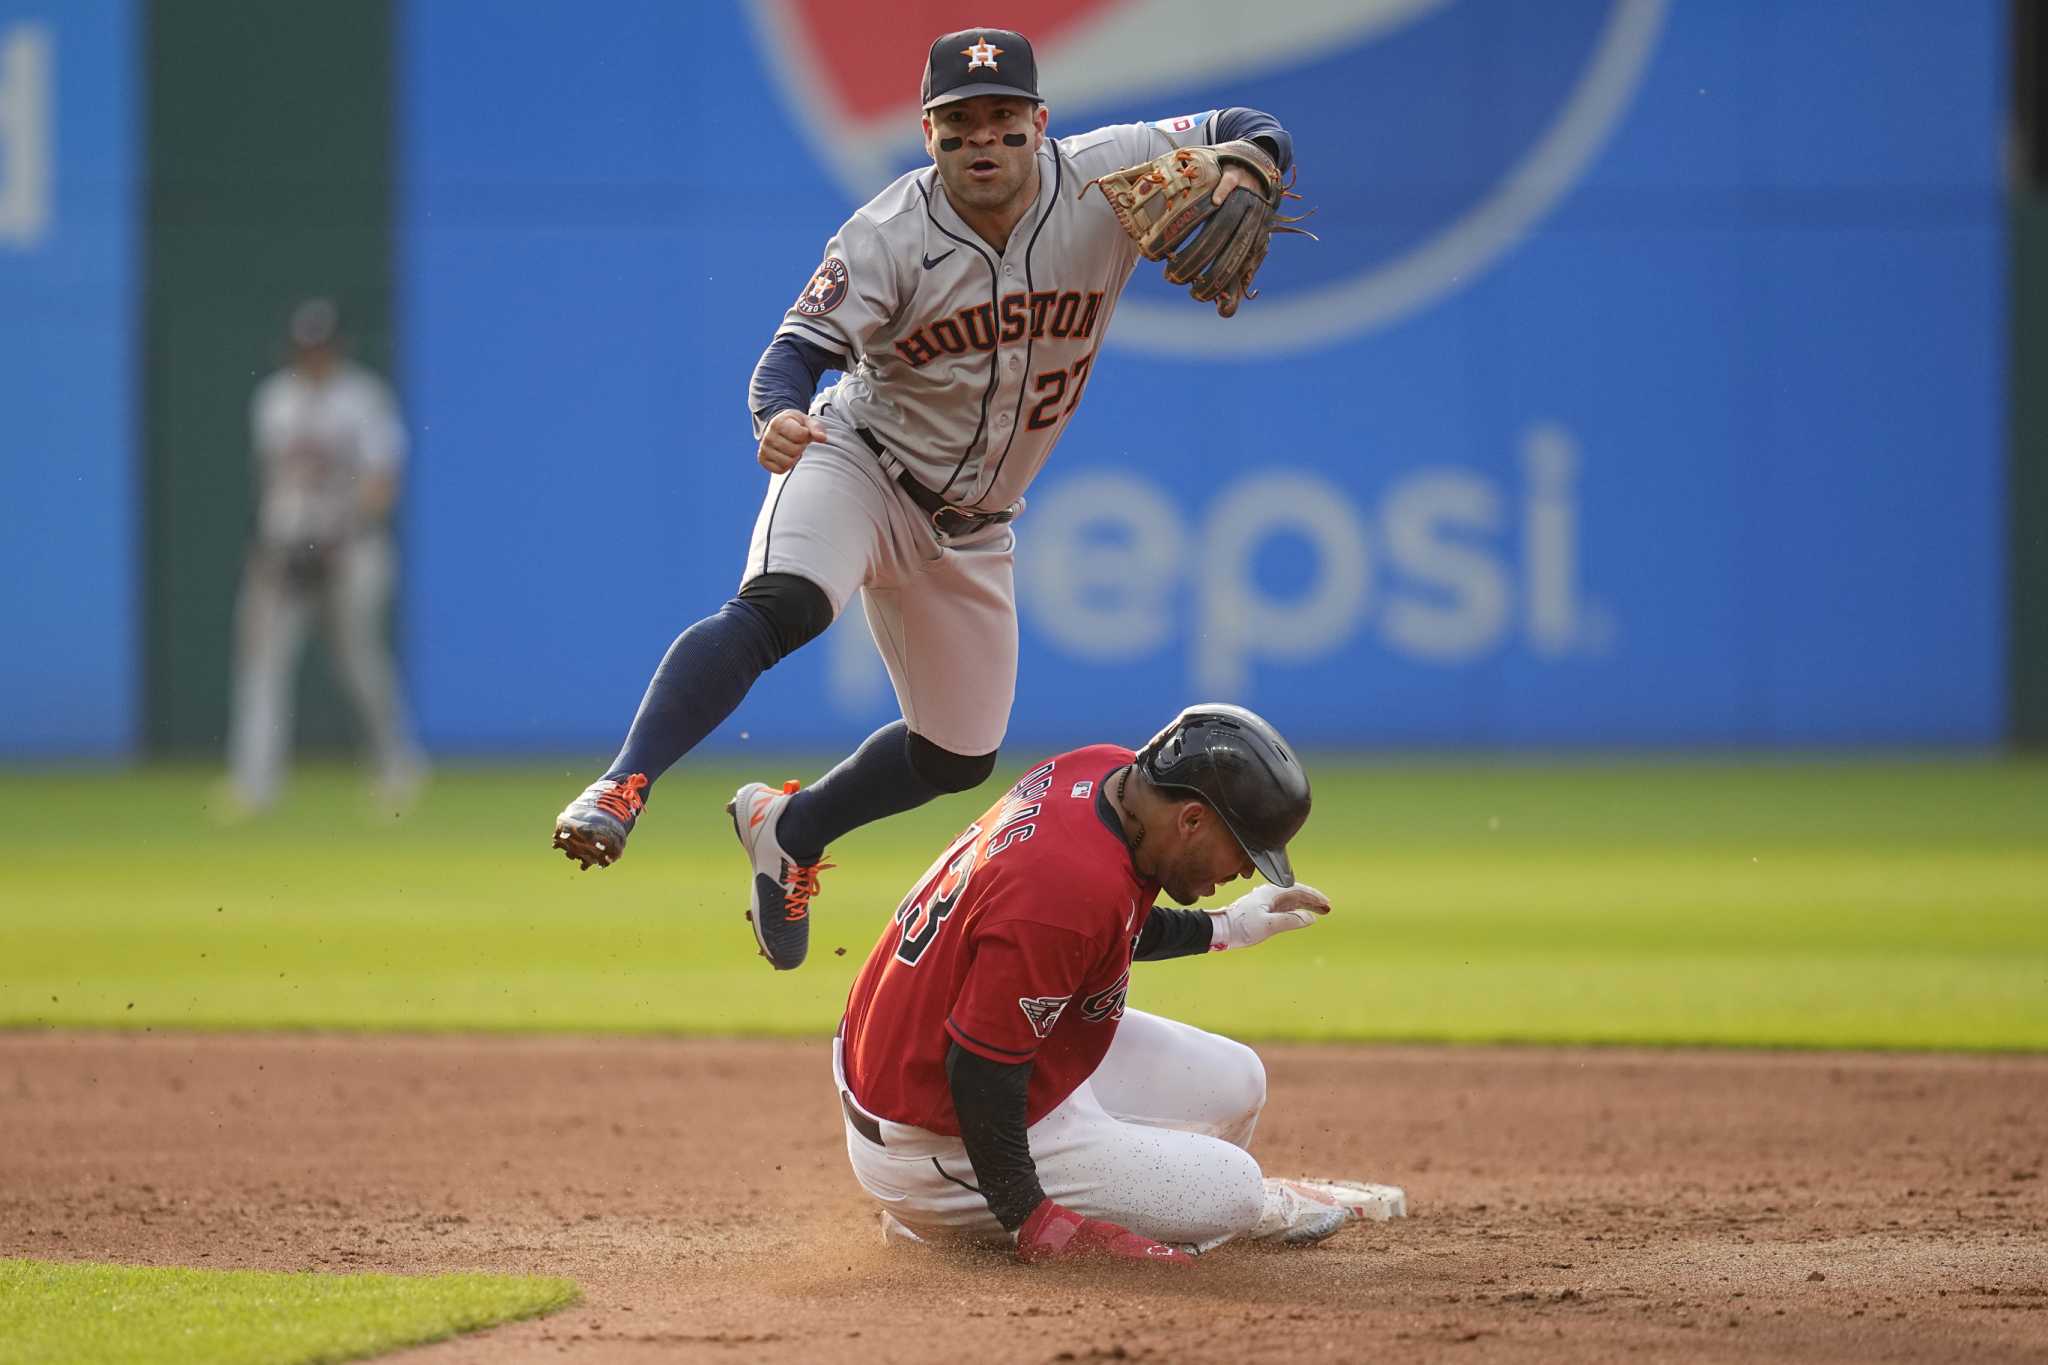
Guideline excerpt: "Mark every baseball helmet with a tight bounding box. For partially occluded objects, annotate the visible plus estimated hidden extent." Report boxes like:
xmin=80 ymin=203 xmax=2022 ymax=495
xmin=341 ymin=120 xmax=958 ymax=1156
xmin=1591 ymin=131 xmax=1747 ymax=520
xmin=1135 ymin=704 xmax=1311 ymax=887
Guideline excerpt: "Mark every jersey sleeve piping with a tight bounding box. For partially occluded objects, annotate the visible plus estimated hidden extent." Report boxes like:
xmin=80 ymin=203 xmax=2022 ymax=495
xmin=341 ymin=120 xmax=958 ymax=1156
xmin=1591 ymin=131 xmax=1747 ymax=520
xmin=775 ymin=318 xmax=849 ymax=354
xmin=945 ymin=1015 xmax=1039 ymax=1063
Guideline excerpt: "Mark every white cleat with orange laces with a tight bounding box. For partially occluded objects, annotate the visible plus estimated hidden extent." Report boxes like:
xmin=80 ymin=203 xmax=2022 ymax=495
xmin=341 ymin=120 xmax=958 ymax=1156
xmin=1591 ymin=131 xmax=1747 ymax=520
xmin=552 ymin=772 xmax=649 ymax=869
xmin=726 ymin=779 xmax=832 ymax=971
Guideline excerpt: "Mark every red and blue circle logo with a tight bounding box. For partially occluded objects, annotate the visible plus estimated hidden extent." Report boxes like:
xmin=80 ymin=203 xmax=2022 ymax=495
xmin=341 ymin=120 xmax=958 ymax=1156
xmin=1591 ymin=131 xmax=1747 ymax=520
xmin=749 ymin=0 xmax=1667 ymax=355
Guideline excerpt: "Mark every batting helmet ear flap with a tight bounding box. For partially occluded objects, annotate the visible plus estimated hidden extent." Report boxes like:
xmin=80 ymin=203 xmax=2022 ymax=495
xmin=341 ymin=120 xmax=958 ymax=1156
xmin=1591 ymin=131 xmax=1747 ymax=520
xmin=1136 ymin=704 xmax=1310 ymax=886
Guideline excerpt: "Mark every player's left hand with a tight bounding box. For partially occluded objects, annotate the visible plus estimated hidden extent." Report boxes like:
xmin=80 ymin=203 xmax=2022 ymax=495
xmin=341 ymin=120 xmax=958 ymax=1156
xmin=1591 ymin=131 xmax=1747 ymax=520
xmin=1211 ymin=163 xmax=1266 ymax=207
xmin=1085 ymin=140 xmax=1308 ymax=318
xmin=1209 ymin=881 xmax=1330 ymax=951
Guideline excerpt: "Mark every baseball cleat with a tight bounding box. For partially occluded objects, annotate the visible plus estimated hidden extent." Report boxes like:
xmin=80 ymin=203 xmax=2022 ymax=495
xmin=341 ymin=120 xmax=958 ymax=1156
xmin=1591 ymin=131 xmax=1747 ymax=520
xmin=727 ymin=779 xmax=832 ymax=971
xmin=1250 ymin=1179 xmax=1351 ymax=1246
xmin=552 ymin=773 xmax=649 ymax=869
xmin=1281 ymin=1178 xmax=1408 ymax=1222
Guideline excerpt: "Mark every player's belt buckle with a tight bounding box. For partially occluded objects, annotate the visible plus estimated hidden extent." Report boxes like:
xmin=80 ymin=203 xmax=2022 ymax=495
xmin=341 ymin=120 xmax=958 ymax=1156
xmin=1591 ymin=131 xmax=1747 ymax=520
xmin=930 ymin=504 xmax=1002 ymax=539
xmin=855 ymin=425 xmax=1013 ymax=541
xmin=909 ymin=484 xmax=1015 ymax=540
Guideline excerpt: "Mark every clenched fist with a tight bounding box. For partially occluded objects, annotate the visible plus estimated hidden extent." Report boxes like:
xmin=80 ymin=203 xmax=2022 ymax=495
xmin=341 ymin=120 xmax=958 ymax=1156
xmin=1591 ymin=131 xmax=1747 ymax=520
xmin=758 ymin=409 xmax=828 ymax=473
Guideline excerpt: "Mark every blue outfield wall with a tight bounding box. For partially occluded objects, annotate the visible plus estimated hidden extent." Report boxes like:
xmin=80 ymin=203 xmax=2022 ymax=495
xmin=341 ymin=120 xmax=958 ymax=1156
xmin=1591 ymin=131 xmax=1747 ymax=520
xmin=0 ymin=1 xmax=137 ymax=758
xmin=399 ymin=0 xmax=2006 ymax=753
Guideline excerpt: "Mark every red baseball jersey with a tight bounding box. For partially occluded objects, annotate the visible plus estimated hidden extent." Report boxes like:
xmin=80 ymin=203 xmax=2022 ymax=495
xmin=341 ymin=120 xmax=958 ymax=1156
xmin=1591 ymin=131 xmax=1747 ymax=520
xmin=841 ymin=744 xmax=1160 ymax=1135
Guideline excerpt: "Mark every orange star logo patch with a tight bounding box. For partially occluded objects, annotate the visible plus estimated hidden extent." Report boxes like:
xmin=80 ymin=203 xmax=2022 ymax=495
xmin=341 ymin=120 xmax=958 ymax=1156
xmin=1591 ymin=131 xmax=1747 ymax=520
xmin=962 ymin=35 xmax=1003 ymax=71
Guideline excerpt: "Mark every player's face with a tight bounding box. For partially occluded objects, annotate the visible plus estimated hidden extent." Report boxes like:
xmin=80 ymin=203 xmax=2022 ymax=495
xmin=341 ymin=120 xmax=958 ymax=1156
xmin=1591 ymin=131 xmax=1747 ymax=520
xmin=1154 ymin=801 xmax=1259 ymax=906
xmin=923 ymin=96 xmax=1048 ymax=214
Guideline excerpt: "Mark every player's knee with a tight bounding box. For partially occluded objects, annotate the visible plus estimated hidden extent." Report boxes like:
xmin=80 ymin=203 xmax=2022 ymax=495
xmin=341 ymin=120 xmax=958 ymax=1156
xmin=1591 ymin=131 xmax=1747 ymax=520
xmin=906 ymin=732 xmax=998 ymax=794
xmin=736 ymin=572 xmax=834 ymax=661
xmin=1213 ymin=1037 xmax=1268 ymax=1128
xmin=1215 ymin=1147 xmax=1268 ymax=1237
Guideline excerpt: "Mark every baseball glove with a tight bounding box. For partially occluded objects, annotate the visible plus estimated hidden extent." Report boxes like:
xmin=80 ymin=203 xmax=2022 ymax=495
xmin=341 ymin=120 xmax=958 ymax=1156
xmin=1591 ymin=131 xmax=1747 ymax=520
xmin=1082 ymin=139 xmax=1311 ymax=318
xmin=274 ymin=540 xmax=340 ymax=591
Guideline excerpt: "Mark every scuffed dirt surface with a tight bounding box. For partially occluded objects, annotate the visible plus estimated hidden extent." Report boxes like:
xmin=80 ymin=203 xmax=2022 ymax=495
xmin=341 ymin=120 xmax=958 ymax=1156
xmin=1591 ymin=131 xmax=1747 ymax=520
xmin=2 ymin=1034 xmax=2043 ymax=1364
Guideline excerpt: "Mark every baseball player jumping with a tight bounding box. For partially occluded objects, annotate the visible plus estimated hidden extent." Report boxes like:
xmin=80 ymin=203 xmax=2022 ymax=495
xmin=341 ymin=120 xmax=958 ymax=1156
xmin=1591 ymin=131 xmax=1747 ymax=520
xmin=835 ymin=704 xmax=1406 ymax=1260
xmin=552 ymin=27 xmax=1304 ymax=972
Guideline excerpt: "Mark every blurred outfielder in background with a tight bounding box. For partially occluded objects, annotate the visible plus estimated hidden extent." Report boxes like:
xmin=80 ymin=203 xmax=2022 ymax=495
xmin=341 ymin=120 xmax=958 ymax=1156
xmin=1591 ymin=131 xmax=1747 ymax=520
xmin=227 ymin=297 xmax=424 ymax=815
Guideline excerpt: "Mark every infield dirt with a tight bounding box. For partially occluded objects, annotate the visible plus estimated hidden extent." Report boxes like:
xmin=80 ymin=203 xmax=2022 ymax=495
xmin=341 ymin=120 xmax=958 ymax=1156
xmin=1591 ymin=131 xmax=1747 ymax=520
xmin=2 ymin=1034 xmax=2043 ymax=1364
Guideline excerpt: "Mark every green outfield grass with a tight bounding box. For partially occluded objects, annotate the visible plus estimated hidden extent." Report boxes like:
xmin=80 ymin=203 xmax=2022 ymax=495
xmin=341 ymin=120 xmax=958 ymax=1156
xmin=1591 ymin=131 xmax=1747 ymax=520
xmin=0 ymin=1259 xmax=576 ymax=1365
xmin=1 ymin=759 xmax=2043 ymax=1049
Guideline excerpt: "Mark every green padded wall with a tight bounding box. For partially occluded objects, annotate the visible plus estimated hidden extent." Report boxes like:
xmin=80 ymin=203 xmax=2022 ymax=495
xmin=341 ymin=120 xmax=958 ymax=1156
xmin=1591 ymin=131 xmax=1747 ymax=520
xmin=144 ymin=2 xmax=395 ymax=755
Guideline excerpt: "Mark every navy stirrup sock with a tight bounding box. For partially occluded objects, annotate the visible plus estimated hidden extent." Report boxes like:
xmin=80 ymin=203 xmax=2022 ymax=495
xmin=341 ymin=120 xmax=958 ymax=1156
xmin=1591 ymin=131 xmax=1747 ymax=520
xmin=777 ymin=721 xmax=944 ymax=865
xmin=604 ymin=598 xmax=782 ymax=785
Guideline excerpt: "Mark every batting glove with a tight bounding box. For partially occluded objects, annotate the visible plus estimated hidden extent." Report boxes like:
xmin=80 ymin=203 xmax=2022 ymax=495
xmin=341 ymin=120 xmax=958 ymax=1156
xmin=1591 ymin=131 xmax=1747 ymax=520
xmin=1015 ymin=1198 xmax=1193 ymax=1266
xmin=1209 ymin=882 xmax=1331 ymax=951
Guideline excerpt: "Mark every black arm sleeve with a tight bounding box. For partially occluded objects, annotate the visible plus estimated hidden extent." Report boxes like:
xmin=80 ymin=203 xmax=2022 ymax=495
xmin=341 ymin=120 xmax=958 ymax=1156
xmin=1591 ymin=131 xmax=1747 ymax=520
xmin=1212 ymin=106 xmax=1294 ymax=174
xmin=748 ymin=333 xmax=847 ymax=438
xmin=1134 ymin=905 xmax=1216 ymax=961
xmin=945 ymin=1041 xmax=1046 ymax=1231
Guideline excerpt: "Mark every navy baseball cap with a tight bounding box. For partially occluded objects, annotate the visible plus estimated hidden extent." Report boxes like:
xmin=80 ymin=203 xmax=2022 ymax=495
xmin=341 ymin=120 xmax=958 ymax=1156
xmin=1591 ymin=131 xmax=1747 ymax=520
xmin=921 ymin=28 xmax=1040 ymax=109
xmin=289 ymin=297 xmax=339 ymax=349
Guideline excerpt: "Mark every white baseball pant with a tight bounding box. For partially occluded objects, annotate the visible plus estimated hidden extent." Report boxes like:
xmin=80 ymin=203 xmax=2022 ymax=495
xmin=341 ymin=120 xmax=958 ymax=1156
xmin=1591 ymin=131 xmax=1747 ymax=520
xmin=741 ymin=416 xmax=1018 ymax=758
xmin=834 ymin=1008 xmax=1270 ymax=1251
xmin=228 ymin=533 xmax=423 ymax=808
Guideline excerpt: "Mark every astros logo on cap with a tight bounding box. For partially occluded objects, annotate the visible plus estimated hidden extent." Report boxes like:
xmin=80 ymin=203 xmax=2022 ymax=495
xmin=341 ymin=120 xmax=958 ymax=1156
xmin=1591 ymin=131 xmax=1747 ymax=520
xmin=962 ymin=35 xmax=1002 ymax=71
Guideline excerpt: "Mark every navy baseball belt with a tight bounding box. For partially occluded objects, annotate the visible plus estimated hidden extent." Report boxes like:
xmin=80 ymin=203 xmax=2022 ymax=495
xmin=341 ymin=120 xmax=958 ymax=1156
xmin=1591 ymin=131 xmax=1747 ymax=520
xmin=855 ymin=426 xmax=1015 ymax=539
xmin=834 ymin=1017 xmax=887 ymax=1146
xmin=840 ymin=1089 xmax=886 ymax=1147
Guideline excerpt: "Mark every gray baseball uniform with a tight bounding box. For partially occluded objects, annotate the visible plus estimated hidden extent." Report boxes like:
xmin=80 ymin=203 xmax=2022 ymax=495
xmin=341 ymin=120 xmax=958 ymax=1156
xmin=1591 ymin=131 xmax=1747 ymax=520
xmin=747 ymin=114 xmax=1234 ymax=754
xmin=229 ymin=357 xmax=424 ymax=811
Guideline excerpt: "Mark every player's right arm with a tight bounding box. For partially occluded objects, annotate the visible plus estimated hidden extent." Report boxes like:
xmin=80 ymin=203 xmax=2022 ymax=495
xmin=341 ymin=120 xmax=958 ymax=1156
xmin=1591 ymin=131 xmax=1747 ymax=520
xmin=748 ymin=333 xmax=837 ymax=472
xmin=748 ymin=207 xmax=905 ymax=472
xmin=944 ymin=1040 xmax=1045 ymax=1228
xmin=947 ymin=1038 xmax=1191 ymax=1266
xmin=753 ymin=408 xmax=828 ymax=474
xmin=944 ymin=920 xmax=1192 ymax=1265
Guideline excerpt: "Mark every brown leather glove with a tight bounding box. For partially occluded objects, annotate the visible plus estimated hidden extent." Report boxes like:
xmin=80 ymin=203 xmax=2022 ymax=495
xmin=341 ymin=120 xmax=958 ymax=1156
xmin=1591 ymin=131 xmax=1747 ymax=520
xmin=1082 ymin=139 xmax=1311 ymax=317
